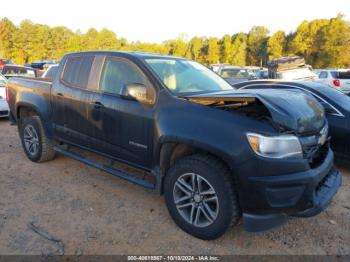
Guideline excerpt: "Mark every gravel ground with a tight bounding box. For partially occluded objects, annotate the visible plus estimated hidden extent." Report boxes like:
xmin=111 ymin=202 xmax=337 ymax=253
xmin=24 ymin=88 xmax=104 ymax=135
xmin=0 ymin=118 xmax=349 ymax=255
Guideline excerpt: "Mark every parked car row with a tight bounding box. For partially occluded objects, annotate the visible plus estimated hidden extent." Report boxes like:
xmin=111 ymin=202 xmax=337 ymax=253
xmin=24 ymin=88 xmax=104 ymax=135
xmin=1 ymin=65 xmax=39 ymax=79
xmin=5 ymin=51 xmax=341 ymax=240
xmin=0 ymin=58 xmax=15 ymax=70
xmin=0 ymin=58 xmax=59 ymax=79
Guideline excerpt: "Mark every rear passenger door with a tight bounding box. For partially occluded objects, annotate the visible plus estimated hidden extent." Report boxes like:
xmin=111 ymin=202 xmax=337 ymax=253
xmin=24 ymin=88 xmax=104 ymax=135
xmin=86 ymin=56 xmax=155 ymax=168
xmin=52 ymin=55 xmax=95 ymax=146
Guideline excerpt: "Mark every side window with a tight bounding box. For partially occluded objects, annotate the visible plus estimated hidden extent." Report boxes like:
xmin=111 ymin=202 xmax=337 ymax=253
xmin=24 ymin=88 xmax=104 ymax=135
xmin=319 ymin=71 xmax=328 ymax=79
xmin=330 ymin=71 xmax=338 ymax=79
xmin=62 ymin=56 xmax=94 ymax=89
xmin=100 ymin=57 xmax=150 ymax=95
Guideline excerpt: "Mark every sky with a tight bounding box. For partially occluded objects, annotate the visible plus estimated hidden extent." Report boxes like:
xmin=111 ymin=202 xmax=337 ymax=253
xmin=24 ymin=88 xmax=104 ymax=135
xmin=0 ymin=0 xmax=349 ymax=43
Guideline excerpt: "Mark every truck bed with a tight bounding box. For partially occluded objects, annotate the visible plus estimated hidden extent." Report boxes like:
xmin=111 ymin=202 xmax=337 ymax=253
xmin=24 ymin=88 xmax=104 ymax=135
xmin=7 ymin=77 xmax=53 ymax=119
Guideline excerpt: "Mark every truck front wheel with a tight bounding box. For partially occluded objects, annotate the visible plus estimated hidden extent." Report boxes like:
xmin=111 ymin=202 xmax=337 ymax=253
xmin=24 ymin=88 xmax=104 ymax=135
xmin=19 ymin=116 xmax=56 ymax=162
xmin=164 ymin=154 xmax=241 ymax=240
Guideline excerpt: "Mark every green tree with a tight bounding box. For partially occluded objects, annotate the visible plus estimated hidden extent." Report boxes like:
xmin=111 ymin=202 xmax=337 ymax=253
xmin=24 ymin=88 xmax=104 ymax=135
xmin=0 ymin=18 xmax=16 ymax=59
xmin=31 ymin=24 xmax=51 ymax=61
xmin=165 ymin=37 xmax=187 ymax=57
xmin=10 ymin=20 xmax=37 ymax=64
xmin=315 ymin=15 xmax=350 ymax=68
xmin=246 ymin=26 xmax=269 ymax=66
xmin=267 ymin=30 xmax=286 ymax=60
xmin=205 ymin=37 xmax=220 ymax=64
xmin=288 ymin=19 xmax=329 ymax=64
xmin=220 ymin=34 xmax=233 ymax=63
xmin=230 ymin=33 xmax=247 ymax=66
xmin=0 ymin=16 xmax=349 ymax=68
xmin=185 ymin=36 xmax=206 ymax=63
xmin=48 ymin=26 xmax=73 ymax=60
xmin=83 ymin=28 xmax=99 ymax=50
xmin=66 ymin=31 xmax=85 ymax=53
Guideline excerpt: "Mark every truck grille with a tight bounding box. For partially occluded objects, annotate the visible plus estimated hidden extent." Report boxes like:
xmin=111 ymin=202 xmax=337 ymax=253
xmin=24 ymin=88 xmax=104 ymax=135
xmin=299 ymin=125 xmax=329 ymax=168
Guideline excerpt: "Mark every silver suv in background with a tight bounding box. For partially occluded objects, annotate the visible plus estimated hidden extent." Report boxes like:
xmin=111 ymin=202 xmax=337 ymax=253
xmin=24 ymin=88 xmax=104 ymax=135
xmin=317 ymin=69 xmax=350 ymax=94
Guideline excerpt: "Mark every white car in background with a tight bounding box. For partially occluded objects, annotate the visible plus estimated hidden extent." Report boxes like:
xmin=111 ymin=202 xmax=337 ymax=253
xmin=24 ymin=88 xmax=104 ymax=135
xmin=0 ymin=74 xmax=9 ymax=118
xmin=317 ymin=69 xmax=350 ymax=94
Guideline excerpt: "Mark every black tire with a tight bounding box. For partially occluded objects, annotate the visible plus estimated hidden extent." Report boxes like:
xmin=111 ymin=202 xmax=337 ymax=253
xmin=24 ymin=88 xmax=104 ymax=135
xmin=164 ymin=154 xmax=241 ymax=240
xmin=19 ymin=116 xmax=56 ymax=162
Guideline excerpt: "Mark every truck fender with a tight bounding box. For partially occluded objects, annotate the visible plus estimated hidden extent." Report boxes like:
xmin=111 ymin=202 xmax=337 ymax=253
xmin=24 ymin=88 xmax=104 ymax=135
xmin=16 ymin=99 xmax=54 ymax=138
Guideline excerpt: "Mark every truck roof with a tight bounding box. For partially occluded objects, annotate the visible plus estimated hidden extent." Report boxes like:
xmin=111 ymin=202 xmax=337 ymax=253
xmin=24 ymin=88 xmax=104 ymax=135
xmin=64 ymin=51 xmax=186 ymax=61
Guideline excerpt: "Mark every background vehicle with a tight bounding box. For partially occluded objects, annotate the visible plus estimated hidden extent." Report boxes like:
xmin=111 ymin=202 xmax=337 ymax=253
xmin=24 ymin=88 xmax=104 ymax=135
xmin=268 ymin=56 xmax=318 ymax=81
xmin=29 ymin=60 xmax=57 ymax=70
xmin=1 ymin=65 xmax=38 ymax=78
xmin=41 ymin=64 xmax=59 ymax=80
xmin=245 ymin=66 xmax=261 ymax=77
xmin=317 ymin=69 xmax=350 ymax=94
xmin=0 ymin=74 xmax=9 ymax=118
xmin=0 ymin=59 xmax=15 ymax=70
xmin=235 ymin=80 xmax=350 ymax=161
xmin=214 ymin=65 xmax=255 ymax=85
xmin=210 ymin=63 xmax=229 ymax=73
xmin=6 ymin=51 xmax=341 ymax=239
xmin=255 ymin=69 xmax=269 ymax=79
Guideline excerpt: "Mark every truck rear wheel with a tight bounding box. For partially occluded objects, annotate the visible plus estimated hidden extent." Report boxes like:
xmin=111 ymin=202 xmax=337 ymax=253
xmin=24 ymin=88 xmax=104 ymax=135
xmin=19 ymin=116 xmax=56 ymax=162
xmin=164 ymin=154 xmax=241 ymax=240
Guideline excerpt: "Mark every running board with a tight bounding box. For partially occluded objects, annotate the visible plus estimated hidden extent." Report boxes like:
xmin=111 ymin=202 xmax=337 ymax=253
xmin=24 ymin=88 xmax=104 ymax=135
xmin=53 ymin=146 xmax=156 ymax=190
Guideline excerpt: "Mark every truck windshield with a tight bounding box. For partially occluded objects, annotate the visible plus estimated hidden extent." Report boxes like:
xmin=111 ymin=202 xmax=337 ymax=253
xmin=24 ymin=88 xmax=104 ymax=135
xmin=145 ymin=58 xmax=234 ymax=95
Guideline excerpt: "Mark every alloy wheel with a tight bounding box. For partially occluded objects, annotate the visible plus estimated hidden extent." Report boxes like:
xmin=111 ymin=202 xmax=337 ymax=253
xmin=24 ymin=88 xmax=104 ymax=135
xmin=173 ymin=173 xmax=219 ymax=227
xmin=23 ymin=124 xmax=39 ymax=156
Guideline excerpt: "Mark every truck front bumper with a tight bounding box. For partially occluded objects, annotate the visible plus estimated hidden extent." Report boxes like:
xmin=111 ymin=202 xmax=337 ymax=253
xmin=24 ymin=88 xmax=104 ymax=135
xmin=237 ymin=148 xmax=342 ymax=232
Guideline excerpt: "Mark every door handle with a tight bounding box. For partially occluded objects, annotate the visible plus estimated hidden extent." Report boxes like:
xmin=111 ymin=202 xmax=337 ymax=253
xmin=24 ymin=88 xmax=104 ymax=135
xmin=91 ymin=101 xmax=104 ymax=109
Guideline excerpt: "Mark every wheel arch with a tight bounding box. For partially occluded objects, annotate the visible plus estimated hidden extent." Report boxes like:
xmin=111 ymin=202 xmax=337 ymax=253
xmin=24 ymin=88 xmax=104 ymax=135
xmin=16 ymin=103 xmax=54 ymax=138
xmin=157 ymin=139 xmax=235 ymax=194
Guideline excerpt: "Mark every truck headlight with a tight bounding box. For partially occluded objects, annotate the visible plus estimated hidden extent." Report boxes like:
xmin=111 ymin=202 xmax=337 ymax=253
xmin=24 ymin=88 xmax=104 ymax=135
xmin=247 ymin=133 xmax=303 ymax=159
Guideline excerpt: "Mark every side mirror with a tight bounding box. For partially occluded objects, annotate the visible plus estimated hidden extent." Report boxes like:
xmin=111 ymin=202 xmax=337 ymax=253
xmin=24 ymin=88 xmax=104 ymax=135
xmin=121 ymin=83 xmax=156 ymax=106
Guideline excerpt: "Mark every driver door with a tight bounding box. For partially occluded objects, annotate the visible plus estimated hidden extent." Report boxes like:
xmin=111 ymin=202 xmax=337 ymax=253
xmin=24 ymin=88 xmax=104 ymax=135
xmin=87 ymin=56 xmax=156 ymax=168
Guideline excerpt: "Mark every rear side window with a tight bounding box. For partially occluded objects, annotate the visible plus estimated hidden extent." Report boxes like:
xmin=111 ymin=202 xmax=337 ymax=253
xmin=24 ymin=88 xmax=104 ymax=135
xmin=330 ymin=71 xmax=338 ymax=79
xmin=318 ymin=71 xmax=328 ymax=79
xmin=100 ymin=57 xmax=149 ymax=95
xmin=62 ymin=56 xmax=94 ymax=89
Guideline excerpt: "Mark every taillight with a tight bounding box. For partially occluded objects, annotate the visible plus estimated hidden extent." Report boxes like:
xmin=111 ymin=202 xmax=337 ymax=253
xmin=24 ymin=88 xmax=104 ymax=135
xmin=5 ymin=83 xmax=10 ymax=104
xmin=333 ymin=79 xmax=340 ymax=87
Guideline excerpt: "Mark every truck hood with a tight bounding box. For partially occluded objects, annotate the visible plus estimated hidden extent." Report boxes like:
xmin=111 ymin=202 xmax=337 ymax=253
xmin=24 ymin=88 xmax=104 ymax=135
xmin=186 ymin=88 xmax=325 ymax=134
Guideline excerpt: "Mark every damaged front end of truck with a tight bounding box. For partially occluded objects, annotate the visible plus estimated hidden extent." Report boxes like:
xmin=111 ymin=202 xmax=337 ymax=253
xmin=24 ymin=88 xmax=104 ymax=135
xmin=185 ymin=88 xmax=341 ymax=232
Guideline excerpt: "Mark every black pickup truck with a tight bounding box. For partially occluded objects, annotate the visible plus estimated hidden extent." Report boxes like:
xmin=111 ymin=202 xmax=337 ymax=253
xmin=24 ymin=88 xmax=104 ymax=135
xmin=6 ymin=51 xmax=341 ymax=239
